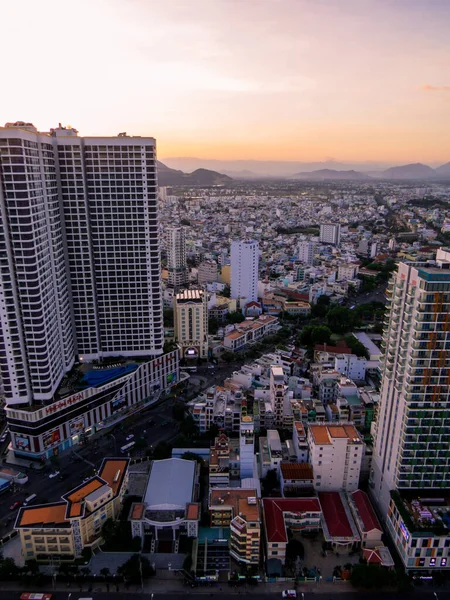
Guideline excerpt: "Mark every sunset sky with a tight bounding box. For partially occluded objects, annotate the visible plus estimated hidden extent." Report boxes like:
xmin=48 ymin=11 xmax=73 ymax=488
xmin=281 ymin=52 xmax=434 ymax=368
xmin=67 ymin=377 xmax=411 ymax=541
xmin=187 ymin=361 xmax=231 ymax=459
xmin=2 ymin=0 xmax=450 ymax=163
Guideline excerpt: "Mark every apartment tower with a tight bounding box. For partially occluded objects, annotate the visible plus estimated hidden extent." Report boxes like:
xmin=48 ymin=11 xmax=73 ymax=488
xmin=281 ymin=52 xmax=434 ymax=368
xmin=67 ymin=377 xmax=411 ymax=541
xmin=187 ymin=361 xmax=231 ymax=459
xmin=166 ymin=226 xmax=188 ymax=291
xmin=372 ymin=248 xmax=450 ymax=514
xmin=320 ymin=223 xmax=341 ymax=246
xmin=0 ymin=121 xmax=164 ymax=407
xmin=230 ymin=239 xmax=259 ymax=304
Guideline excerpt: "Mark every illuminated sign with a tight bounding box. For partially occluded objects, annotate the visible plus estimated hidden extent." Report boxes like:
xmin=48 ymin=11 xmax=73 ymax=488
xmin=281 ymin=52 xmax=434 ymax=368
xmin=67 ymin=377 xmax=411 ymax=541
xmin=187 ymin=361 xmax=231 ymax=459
xmin=441 ymin=558 xmax=447 ymax=567
xmin=15 ymin=436 xmax=31 ymax=452
xmin=430 ymin=558 xmax=436 ymax=566
xmin=399 ymin=521 xmax=410 ymax=542
xmin=42 ymin=428 xmax=61 ymax=450
xmin=45 ymin=390 xmax=88 ymax=415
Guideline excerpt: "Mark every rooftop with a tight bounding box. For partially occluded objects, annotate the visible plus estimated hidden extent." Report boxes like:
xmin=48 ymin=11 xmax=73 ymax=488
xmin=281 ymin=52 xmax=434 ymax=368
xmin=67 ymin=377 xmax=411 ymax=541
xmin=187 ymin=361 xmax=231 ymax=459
xmin=15 ymin=502 xmax=70 ymax=529
xmin=280 ymin=463 xmax=314 ymax=481
xmin=210 ymin=488 xmax=259 ymax=521
xmin=350 ymin=490 xmax=382 ymax=533
xmin=144 ymin=458 xmax=196 ymax=510
xmin=176 ymin=289 xmax=205 ymax=302
xmin=390 ymin=490 xmax=450 ymax=535
xmin=309 ymin=424 xmax=362 ymax=445
xmin=319 ymin=492 xmax=359 ymax=541
xmin=262 ymin=498 xmax=322 ymax=543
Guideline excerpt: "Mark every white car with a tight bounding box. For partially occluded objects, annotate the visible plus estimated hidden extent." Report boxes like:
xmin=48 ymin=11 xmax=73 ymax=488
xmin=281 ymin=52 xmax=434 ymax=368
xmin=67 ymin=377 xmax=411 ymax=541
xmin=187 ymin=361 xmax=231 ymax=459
xmin=0 ymin=433 xmax=7 ymax=443
xmin=48 ymin=470 xmax=60 ymax=479
xmin=282 ymin=591 xmax=297 ymax=599
xmin=125 ymin=434 xmax=134 ymax=441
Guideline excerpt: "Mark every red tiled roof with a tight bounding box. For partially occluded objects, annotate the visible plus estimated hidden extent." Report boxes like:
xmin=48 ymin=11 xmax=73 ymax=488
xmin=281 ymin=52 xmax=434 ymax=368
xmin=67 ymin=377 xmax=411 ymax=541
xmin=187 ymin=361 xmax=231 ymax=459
xmin=280 ymin=463 xmax=314 ymax=481
xmin=318 ymin=492 xmax=353 ymax=538
xmin=351 ymin=490 xmax=382 ymax=533
xmin=314 ymin=344 xmax=351 ymax=354
xmin=263 ymin=498 xmax=321 ymax=543
xmin=363 ymin=548 xmax=382 ymax=564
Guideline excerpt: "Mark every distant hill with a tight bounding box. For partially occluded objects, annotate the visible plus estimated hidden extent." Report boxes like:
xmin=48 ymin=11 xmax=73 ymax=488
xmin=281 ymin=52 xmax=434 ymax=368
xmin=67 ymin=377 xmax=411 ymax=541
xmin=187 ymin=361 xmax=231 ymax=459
xmin=157 ymin=161 xmax=232 ymax=186
xmin=435 ymin=162 xmax=450 ymax=177
xmin=381 ymin=163 xmax=436 ymax=180
xmin=293 ymin=169 xmax=371 ymax=180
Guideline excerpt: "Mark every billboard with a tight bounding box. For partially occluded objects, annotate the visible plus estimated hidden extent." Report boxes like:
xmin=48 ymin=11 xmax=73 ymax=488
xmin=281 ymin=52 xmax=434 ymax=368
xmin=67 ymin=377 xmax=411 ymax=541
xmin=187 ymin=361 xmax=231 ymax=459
xmin=69 ymin=417 xmax=85 ymax=436
xmin=42 ymin=428 xmax=61 ymax=450
xmin=111 ymin=395 xmax=127 ymax=413
xmin=167 ymin=371 xmax=177 ymax=385
xmin=15 ymin=436 xmax=31 ymax=452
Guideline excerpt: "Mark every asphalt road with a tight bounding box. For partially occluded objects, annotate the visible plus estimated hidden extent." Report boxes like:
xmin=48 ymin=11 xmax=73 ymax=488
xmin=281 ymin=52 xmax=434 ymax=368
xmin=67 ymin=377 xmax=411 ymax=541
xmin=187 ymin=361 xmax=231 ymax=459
xmin=0 ymin=589 xmax=449 ymax=600
xmin=0 ymin=360 xmax=245 ymax=530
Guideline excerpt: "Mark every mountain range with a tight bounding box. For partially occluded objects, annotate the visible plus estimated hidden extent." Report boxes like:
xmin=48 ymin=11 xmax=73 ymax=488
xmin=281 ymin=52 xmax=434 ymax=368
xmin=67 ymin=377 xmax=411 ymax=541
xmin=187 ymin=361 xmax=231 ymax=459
xmin=156 ymin=160 xmax=450 ymax=185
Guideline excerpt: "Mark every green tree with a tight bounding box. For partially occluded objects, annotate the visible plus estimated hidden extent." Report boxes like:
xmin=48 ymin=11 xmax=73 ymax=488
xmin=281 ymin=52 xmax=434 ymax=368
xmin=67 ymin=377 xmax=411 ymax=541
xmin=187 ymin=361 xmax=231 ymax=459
xmin=285 ymin=538 xmax=305 ymax=562
xmin=118 ymin=554 xmax=154 ymax=582
xmin=327 ymin=306 xmax=355 ymax=334
xmin=222 ymin=284 xmax=231 ymax=297
xmin=172 ymin=402 xmax=186 ymax=422
xmin=181 ymin=451 xmax=204 ymax=464
xmin=0 ymin=557 xmax=19 ymax=579
xmin=179 ymin=415 xmax=199 ymax=438
xmin=208 ymin=317 xmax=220 ymax=335
xmin=227 ymin=311 xmax=245 ymax=324
xmin=299 ymin=325 xmax=332 ymax=348
xmin=344 ymin=335 xmax=369 ymax=358
xmin=310 ymin=295 xmax=330 ymax=318
xmin=262 ymin=469 xmax=278 ymax=494
xmin=100 ymin=567 xmax=110 ymax=580
xmin=101 ymin=517 xmax=117 ymax=547
xmin=153 ymin=441 xmax=173 ymax=460
xmin=222 ymin=350 xmax=234 ymax=363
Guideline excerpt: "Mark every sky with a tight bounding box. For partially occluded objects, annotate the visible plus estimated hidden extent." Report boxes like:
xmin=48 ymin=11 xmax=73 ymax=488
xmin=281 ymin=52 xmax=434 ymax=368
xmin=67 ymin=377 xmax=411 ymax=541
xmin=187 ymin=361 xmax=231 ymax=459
xmin=1 ymin=0 xmax=450 ymax=164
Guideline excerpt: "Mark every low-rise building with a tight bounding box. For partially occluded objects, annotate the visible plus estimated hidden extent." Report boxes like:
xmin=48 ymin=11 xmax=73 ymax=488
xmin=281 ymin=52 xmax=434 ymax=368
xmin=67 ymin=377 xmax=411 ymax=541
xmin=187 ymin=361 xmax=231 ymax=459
xmin=347 ymin=490 xmax=383 ymax=549
xmin=280 ymin=463 xmax=314 ymax=496
xmin=223 ymin=315 xmax=278 ymax=352
xmin=318 ymin=491 xmax=360 ymax=551
xmin=16 ymin=458 xmax=129 ymax=560
xmin=209 ymin=433 xmax=231 ymax=488
xmin=262 ymin=498 xmax=322 ymax=563
xmin=129 ymin=458 xmax=200 ymax=553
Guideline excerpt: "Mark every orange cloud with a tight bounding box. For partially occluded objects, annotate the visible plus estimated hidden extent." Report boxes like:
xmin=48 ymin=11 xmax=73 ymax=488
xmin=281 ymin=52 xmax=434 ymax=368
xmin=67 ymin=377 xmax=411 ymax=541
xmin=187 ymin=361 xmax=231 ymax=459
xmin=423 ymin=84 xmax=450 ymax=92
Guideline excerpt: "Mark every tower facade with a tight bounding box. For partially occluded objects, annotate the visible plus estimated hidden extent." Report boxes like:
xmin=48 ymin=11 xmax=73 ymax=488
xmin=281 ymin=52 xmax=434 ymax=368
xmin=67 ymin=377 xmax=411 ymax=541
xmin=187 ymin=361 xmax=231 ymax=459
xmin=0 ymin=123 xmax=75 ymax=405
xmin=230 ymin=239 xmax=259 ymax=304
xmin=298 ymin=241 xmax=316 ymax=265
xmin=0 ymin=122 xmax=164 ymax=407
xmin=166 ymin=226 xmax=188 ymax=291
xmin=320 ymin=223 xmax=341 ymax=246
xmin=372 ymin=248 xmax=450 ymax=514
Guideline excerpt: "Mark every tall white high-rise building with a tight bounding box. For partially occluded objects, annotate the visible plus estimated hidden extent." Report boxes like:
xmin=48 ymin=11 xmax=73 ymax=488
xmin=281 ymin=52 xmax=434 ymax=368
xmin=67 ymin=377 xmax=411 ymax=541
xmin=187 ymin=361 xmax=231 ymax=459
xmin=0 ymin=123 xmax=75 ymax=405
xmin=166 ymin=226 xmax=188 ymax=291
xmin=372 ymin=248 xmax=450 ymax=514
xmin=239 ymin=415 xmax=255 ymax=479
xmin=298 ymin=241 xmax=316 ymax=265
xmin=0 ymin=121 xmax=164 ymax=402
xmin=320 ymin=223 xmax=341 ymax=246
xmin=270 ymin=365 xmax=286 ymax=427
xmin=231 ymin=239 xmax=259 ymax=304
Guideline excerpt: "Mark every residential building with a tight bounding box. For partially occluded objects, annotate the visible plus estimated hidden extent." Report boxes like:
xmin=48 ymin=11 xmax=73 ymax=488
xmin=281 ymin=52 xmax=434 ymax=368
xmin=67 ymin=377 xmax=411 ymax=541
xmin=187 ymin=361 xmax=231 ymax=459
xmin=209 ymin=433 xmax=231 ymax=488
xmin=239 ymin=416 xmax=255 ymax=479
xmin=308 ymin=424 xmax=364 ymax=491
xmin=280 ymin=463 xmax=314 ymax=496
xmin=209 ymin=488 xmax=260 ymax=565
xmin=174 ymin=289 xmax=208 ymax=360
xmin=198 ymin=260 xmax=218 ymax=285
xmin=15 ymin=458 xmax=129 ymax=559
xmin=281 ymin=299 xmax=311 ymax=317
xmin=223 ymin=315 xmax=278 ymax=352
xmin=372 ymin=248 xmax=450 ymax=515
xmin=0 ymin=122 xmax=177 ymax=459
xmin=262 ymin=498 xmax=322 ymax=563
xmin=129 ymin=458 xmax=200 ymax=553
xmin=334 ymin=354 xmax=367 ymax=381
xmin=270 ymin=365 xmax=286 ymax=427
xmin=320 ymin=223 xmax=341 ymax=246
xmin=297 ymin=241 xmax=316 ymax=265
xmin=292 ymin=421 xmax=309 ymax=462
xmin=166 ymin=226 xmax=188 ymax=291
xmin=258 ymin=429 xmax=283 ymax=477
xmin=338 ymin=263 xmax=359 ymax=280
xmin=231 ymin=239 xmax=259 ymax=304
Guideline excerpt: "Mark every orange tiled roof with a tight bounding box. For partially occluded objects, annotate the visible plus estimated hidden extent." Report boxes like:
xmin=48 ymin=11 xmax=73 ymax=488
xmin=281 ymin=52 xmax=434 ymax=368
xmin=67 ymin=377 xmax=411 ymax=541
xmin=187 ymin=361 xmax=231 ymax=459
xmin=98 ymin=458 xmax=128 ymax=496
xmin=309 ymin=425 xmax=331 ymax=445
xmin=187 ymin=503 xmax=200 ymax=520
xmin=16 ymin=502 xmax=70 ymax=528
xmin=280 ymin=463 xmax=314 ymax=481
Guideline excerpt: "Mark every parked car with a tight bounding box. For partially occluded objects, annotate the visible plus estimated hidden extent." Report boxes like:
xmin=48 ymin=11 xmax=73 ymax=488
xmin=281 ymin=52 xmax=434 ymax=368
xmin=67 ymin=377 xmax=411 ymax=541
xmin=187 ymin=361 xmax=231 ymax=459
xmin=125 ymin=434 xmax=135 ymax=441
xmin=10 ymin=501 xmax=23 ymax=511
xmin=48 ymin=470 xmax=60 ymax=479
xmin=282 ymin=591 xmax=297 ymax=599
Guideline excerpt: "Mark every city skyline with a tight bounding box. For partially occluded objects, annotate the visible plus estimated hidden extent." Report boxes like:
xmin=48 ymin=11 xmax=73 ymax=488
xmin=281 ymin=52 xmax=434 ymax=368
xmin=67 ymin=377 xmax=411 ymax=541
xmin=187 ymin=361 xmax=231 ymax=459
xmin=2 ymin=0 xmax=450 ymax=163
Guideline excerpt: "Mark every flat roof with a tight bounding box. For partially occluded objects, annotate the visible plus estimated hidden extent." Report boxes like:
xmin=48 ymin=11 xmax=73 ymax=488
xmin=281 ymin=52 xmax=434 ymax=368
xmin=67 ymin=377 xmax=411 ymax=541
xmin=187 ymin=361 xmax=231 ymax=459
xmin=16 ymin=502 xmax=70 ymax=529
xmin=309 ymin=424 xmax=361 ymax=445
xmin=144 ymin=458 xmax=195 ymax=510
xmin=263 ymin=498 xmax=322 ymax=543
xmin=210 ymin=488 xmax=258 ymax=520
xmin=352 ymin=332 xmax=381 ymax=356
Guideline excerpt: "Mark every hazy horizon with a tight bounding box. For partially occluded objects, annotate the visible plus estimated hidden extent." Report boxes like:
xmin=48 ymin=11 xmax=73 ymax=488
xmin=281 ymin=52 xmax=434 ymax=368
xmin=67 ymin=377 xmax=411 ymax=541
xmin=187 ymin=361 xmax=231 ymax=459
xmin=2 ymin=0 xmax=450 ymax=162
